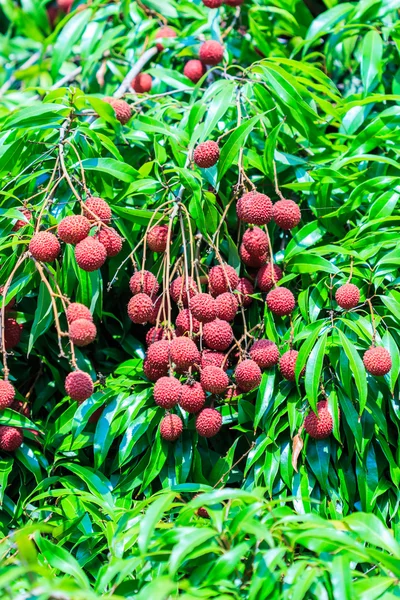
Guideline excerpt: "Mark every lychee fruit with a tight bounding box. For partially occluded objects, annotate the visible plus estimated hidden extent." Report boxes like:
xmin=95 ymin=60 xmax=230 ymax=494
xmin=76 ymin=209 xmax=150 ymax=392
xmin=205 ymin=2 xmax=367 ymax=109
xmin=147 ymin=224 xmax=169 ymax=253
xmin=304 ymin=400 xmax=333 ymax=439
xmin=335 ymin=283 xmax=360 ymax=310
xmin=149 ymin=296 xmax=168 ymax=325
xmin=146 ymin=326 xmax=166 ymax=346
xmin=200 ymin=365 xmax=229 ymax=394
xmin=242 ymin=227 xmax=268 ymax=256
xmin=237 ymin=191 xmax=273 ymax=225
xmin=5 ymin=317 xmax=22 ymax=350
xmin=57 ymin=215 xmax=91 ymax=245
xmin=66 ymin=302 xmax=93 ymax=324
xmin=69 ymin=318 xmax=97 ymax=346
xmin=0 ymin=286 xmax=16 ymax=312
xmin=29 ymin=231 xmax=61 ymax=262
xmin=0 ymin=380 xmax=15 ymax=409
xmin=249 ymin=339 xmax=279 ymax=369
xmin=0 ymin=426 xmax=23 ymax=451
xmin=127 ymin=294 xmax=153 ymax=324
xmin=129 ymin=270 xmax=159 ymax=298
xmin=12 ymin=209 xmax=32 ymax=231
xmin=83 ymin=197 xmax=112 ymax=224
xmin=215 ymin=292 xmax=238 ymax=321
xmin=170 ymin=337 xmax=200 ymax=370
xmin=201 ymin=349 xmax=227 ymax=371
xmin=131 ymin=73 xmax=152 ymax=93
xmin=96 ymin=228 xmax=123 ymax=257
xmin=256 ymin=263 xmax=283 ymax=292
xmin=208 ymin=265 xmax=239 ymax=296
xmin=155 ymin=26 xmax=177 ymax=51
xmin=65 ymin=370 xmax=94 ymax=402
xmin=147 ymin=340 xmax=170 ymax=369
xmin=236 ymin=278 xmax=254 ymax=307
xmin=175 ymin=309 xmax=201 ymax=335
xmin=57 ymin=0 xmax=73 ymax=11
xmin=235 ymin=359 xmax=261 ymax=392
xmin=203 ymin=0 xmax=223 ymax=6
xmin=272 ymin=199 xmax=301 ymax=230
xmin=103 ymin=97 xmax=132 ymax=125
xmin=184 ymin=60 xmax=206 ymax=83
xmin=239 ymin=243 xmax=268 ymax=268
xmin=189 ymin=293 xmax=217 ymax=323
xmin=279 ymin=350 xmax=303 ymax=381
xmin=170 ymin=276 xmax=198 ymax=307
xmin=193 ymin=141 xmax=220 ymax=168
xmin=75 ymin=237 xmax=107 ymax=271
xmin=153 ymin=376 xmax=182 ymax=408
xmin=160 ymin=413 xmax=183 ymax=441
xmin=179 ymin=381 xmax=206 ymax=413
xmin=195 ymin=408 xmax=222 ymax=437
xmin=199 ymin=40 xmax=224 ymax=66
xmin=363 ymin=346 xmax=392 ymax=376
xmin=202 ymin=319 xmax=233 ymax=351
xmin=144 ymin=358 xmax=168 ymax=381
xmin=266 ymin=287 xmax=295 ymax=316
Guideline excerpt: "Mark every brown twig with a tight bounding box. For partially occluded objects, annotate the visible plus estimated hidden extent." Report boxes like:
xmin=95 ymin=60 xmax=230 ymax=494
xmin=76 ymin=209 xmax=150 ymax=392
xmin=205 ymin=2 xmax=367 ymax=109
xmin=34 ymin=261 xmax=68 ymax=358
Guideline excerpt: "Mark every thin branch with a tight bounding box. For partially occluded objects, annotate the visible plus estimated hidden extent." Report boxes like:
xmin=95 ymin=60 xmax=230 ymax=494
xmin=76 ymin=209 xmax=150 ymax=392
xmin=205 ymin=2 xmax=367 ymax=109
xmin=114 ymin=47 xmax=159 ymax=99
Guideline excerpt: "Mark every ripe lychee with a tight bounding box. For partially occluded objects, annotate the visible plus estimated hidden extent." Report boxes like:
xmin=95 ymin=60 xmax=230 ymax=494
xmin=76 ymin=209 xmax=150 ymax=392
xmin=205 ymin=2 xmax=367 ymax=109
xmin=29 ymin=231 xmax=61 ymax=262
xmin=170 ymin=276 xmax=198 ymax=307
xmin=242 ymin=227 xmax=268 ymax=256
xmin=208 ymin=265 xmax=239 ymax=296
xmin=155 ymin=26 xmax=177 ymax=51
xmin=202 ymin=0 xmax=223 ymax=6
xmin=5 ymin=317 xmax=22 ymax=349
xmin=190 ymin=293 xmax=217 ymax=323
xmin=203 ymin=319 xmax=233 ymax=351
xmin=279 ymin=350 xmax=304 ymax=381
xmin=266 ymin=287 xmax=295 ymax=316
xmin=129 ymin=270 xmax=159 ymax=298
xmin=69 ymin=318 xmax=97 ymax=346
xmin=146 ymin=326 xmax=166 ymax=346
xmin=153 ymin=376 xmax=182 ymax=408
xmin=304 ymin=400 xmax=333 ymax=439
xmin=193 ymin=141 xmax=220 ymax=169
xmin=236 ymin=278 xmax=254 ymax=307
xmin=249 ymin=339 xmax=279 ymax=369
xmin=57 ymin=0 xmax=73 ymax=11
xmin=75 ymin=237 xmax=107 ymax=271
xmin=175 ymin=309 xmax=201 ymax=335
xmin=201 ymin=349 xmax=227 ymax=371
xmin=363 ymin=346 xmax=392 ymax=376
xmin=96 ymin=228 xmax=123 ymax=257
xmin=239 ymin=243 xmax=268 ymax=268
xmin=184 ymin=59 xmax=206 ymax=83
xmin=57 ymin=215 xmax=91 ymax=245
xmin=272 ymin=199 xmax=301 ymax=230
xmin=200 ymin=365 xmax=229 ymax=394
xmin=160 ymin=413 xmax=183 ymax=441
xmin=335 ymin=283 xmax=360 ymax=310
xmin=147 ymin=224 xmax=169 ymax=253
xmin=0 ymin=380 xmax=15 ymax=409
xmin=179 ymin=381 xmax=206 ymax=413
xmin=146 ymin=340 xmax=170 ymax=369
xmin=195 ymin=408 xmax=222 ymax=437
xmin=215 ymin=293 xmax=238 ymax=321
xmin=12 ymin=209 xmax=32 ymax=231
xmin=65 ymin=370 xmax=94 ymax=401
xmin=66 ymin=302 xmax=93 ymax=324
xmin=131 ymin=73 xmax=152 ymax=93
xmin=0 ymin=286 xmax=15 ymax=312
xmin=143 ymin=358 xmax=168 ymax=381
xmin=83 ymin=197 xmax=112 ymax=224
xmin=127 ymin=294 xmax=153 ymax=324
xmin=235 ymin=359 xmax=261 ymax=392
xmin=170 ymin=337 xmax=200 ymax=370
xmin=103 ymin=97 xmax=132 ymax=125
xmin=237 ymin=191 xmax=273 ymax=225
xmin=149 ymin=296 xmax=168 ymax=325
xmin=0 ymin=426 xmax=23 ymax=451
xmin=199 ymin=40 xmax=224 ymax=66
xmin=256 ymin=263 xmax=283 ymax=292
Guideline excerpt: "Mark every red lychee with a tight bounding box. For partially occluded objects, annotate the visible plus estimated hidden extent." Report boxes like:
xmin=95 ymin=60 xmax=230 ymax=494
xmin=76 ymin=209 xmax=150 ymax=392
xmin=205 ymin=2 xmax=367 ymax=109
xmin=0 ymin=286 xmax=16 ymax=312
xmin=335 ymin=283 xmax=360 ymax=310
xmin=304 ymin=400 xmax=333 ymax=439
xmin=146 ymin=326 xmax=166 ymax=346
xmin=200 ymin=365 xmax=229 ymax=394
xmin=266 ymin=287 xmax=295 ymax=316
xmin=103 ymin=97 xmax=132 ymax=125
xmin=96 ymin=227 xmax=123 ymax=257
xmin=189 ymin=293 xmax=217 ymax=323
xmin=215 ymin=292 xmax=238 ymax=321
xmin=57 ymin=215 xmax=91 ymax=245
xmin=66 ymin=303 xmax=93 ymax=324
xmin=69 ymin=318 xmax=97 ymax=347
xmin=57 ymin=0 xmax=73 ymax=11
xmin=127 ymin=294 xmax=153 ymax=324
xmin=170 ymin=337 xmax=200 ymax=370
xmin=129 ymin=270 xmax=159 ymax=298
xmin=256 ymin=263 xmax=283 ymax=292
xmin=272 ymin=199 xmax=301 ymax=230
xmin=208 ymin=265 xmax=239 ymax=296
xmin=279 ymin=350 xmax=303 ymax=381
xmin=131 ymin=73 xmax=152 ymax=93
xmin=237 ymin=191 xmax=273 ymax=225
xmin=143 ymin=358 xmax=168 ymax=381
xmin=203 ymin=319 xmax=233 ymax=351
xmin=184 ymin=59 xmax=206 ymax=83
xmin=203 ymin=0 xmax=223 ymax=6
xmin=201 ymin=349 xmax=227 ymax=371
xmin=29 ymin=231 xmax=61 ymax=262
xmin=363 ymin=346 xmax=392 ymax=376
xmin=242 ymin=227 xmax=268 ymax=256
xmin=75 ymin=237 xmax=107 ymax=271
xmin=175 ymin=309 xmax=201 ymax=335
xmin=12 ymin=209 xmax=32 ymax=231
xmin=170 ymin=276 xmax=198 ymax=307
xmin=83 ymin=197 xmax=112 ymax=224
xmin=179 ymin=381 xmax=206 ymax=413
xmin=0 ymin=380 xmax=15 ymax=409
xmin=146 ymin=340 xmax=170 ymax=369
xmin=239 ymin=243 xmax=268 ymax=268
xmin=0 ymin=426 xmax=23 ymax=451
xmin=155 ymin=26 xmax=177 ymax=51
xmin=160 ymin=414 xmax=183 ymax=441
xmin=199 ymin=40 xmax=224 ymax=66
xmin=249 ymin=339 xmax=279 ymax=369
xmin=5 ymin=318 xmax=22 ymax=350
xmin=153 ymin=376 xmax=182 ymax=409
xmin=195 ymin=408 xmax=222 ymax=437
xmin=236 ymin=278 xmax=254 ymax=307
xmin=65 ymin=370 xmax=94 ymax=402
xmin=147 ymin=224 xmax=169 ymax=253
xmin=235 ymin=359 xmax=261 ymax=392
xmin=193 ymin=141 xmax=220 ymax=168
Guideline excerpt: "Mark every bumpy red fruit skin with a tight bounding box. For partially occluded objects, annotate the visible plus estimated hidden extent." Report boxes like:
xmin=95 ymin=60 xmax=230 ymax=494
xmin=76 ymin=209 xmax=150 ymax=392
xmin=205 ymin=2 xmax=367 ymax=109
xmin=236 ymin=278 xmax=254 ymax=307
xmin=5 ymin=318 xmax=22 ymax=350
xmin=131 ymin=73 xmax=152 ymax=93
xmin=279 ymin=350 xmax=301 ymax=381
xmin=0 ymin=426 xmax=23 ymax=451
xmin=129 ymin=270 xmax=159 ymax=298
xmin=196 ymin=408 xmax=222 ymax=437
xmin=104 ymin=97 xmax=132 ymax=125
xmin=239 ymin=244 xmax=268 ymax=268
xmin=66 ymin=303 xmax=92 ymax=324
xmin=175 ymin=309 xmax=201 ymax=336
xmin=201 ymin=349 xmax=228 ymax=371
xmin=147 ymin=224 xmax=169 ymax=253
xmin=363 ymin=346 xmax=392 ymax=376
xmin=199 ymin=40 xmax=224 ymax=66
xmin=208 ymin=265 xmax=239 ymax=296
xmin=203 ymin=0 xmax=223 ymax=6
xmin=160 ymin=414 xmax=183 ymax=441
xmin=65 ymin=370 xmax=94 ymax=401
xmin=12 ymin=209 xmax=32 ymax=231
xmin=266 ymin=287 xmax=295 ymax=316
xmin=335 ymin=283 xmax=360 ymax=310
xmin=96 ymin=228 xmax=122 ymax=257
xmin=193 ymin=141 xmax=220 ymax=168
xmin=170 ymin=276 xmax=198 ymax=307
xmin=256 ymin=263 xmax=283 ymax=292
xmin=155 ymin=26 xmax=177 ymax=51
xmin=250 ymin=339 xmax=279 ymax=369
xmin=203 ymin=319 xmax=233 ymax=351
xmin=69 ymin=319 xmax=97 ymax=346
xmin=29 ymin=231 xmax=60 ymax=262
xmin=170 ymin=337 xmax=200 ymax=370
xmin=184 ymin=59 xmax=206 ymax=83
xmin=75 ymin=237 xmax=107 ymax=271
xmin=304 ymin=400 xmax=333 ymax=439
xmin=272 ymin=199 xmax=301 ymax=230
xmin=143 ymin=358 xmax=168 ymax=381
xmin=190 ymin=293 xmax=217 ymax=323
xmin=57 ymin=215 xmax=91 ymax=245
xmin=84 ymin=197 xmax=112 ymax=224
xmin=0 ymin=380 xmax=15 ymax=409
xmin=147 ymin=340 xmax=170 ymax=368
xmin=153 ymin=376 xmax=182 ymax=409
xmin=242 ymin=227 xmax=268 ymax=256
xmin=235 ymin=359 xmax=261 ymax=392
xmin=179 ymin=382 xmax=206 ymax=413
xmin=215 ymin=293 xmax=238 ymax=321
xmin=200 ymin=365 xmax=229 ymax=394
xmin=127 ymin=294 xmax=153 ymax=324
xmin=146 ymin=326 xmax=165 ymax=346
xmin=237 ymin=191 xmax=273 ymax=225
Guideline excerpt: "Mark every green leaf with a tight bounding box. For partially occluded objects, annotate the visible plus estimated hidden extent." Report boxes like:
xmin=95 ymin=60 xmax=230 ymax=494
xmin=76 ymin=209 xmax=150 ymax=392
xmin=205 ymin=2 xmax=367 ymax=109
xmin=361 ymin=31 xmax=383 ymax=93
xmin=305 ymin=332 xmax=328 ymax=412
xmin=218 ymin=114 xmax=261 ymax=180
xmin=337 ymin=329 xmax=368 ymax=413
